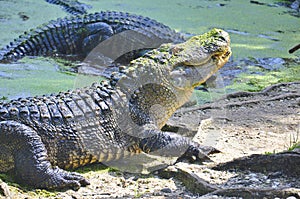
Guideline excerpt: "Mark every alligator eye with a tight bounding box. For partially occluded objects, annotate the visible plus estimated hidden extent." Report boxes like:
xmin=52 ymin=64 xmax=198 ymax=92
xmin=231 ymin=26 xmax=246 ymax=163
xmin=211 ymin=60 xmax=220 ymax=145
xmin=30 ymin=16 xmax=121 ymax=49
xmin=218 ymin=36 xmax=227 ymax=43
xmin=172 ymin=76 xmax=185 ymax=87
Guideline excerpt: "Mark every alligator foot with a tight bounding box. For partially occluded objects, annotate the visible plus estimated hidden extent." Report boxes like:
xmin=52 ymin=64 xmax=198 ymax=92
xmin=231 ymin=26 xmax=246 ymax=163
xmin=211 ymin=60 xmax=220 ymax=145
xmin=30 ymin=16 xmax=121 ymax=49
xmin=0 ymin=121 xmax=89 ymax=190
xmin=177 ymin=143 xmax=220 ymax=163
xmin=37 ymin=167 xmax=90 ymax=190
xmin=138 ymin=128 xmax=219 ymax=163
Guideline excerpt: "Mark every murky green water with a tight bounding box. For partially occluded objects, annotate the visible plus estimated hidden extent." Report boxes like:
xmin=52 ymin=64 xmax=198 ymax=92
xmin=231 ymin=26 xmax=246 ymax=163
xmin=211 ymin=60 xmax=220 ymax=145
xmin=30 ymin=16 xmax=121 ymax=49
xmin=0 ymin=0 xmax=299 ymax=100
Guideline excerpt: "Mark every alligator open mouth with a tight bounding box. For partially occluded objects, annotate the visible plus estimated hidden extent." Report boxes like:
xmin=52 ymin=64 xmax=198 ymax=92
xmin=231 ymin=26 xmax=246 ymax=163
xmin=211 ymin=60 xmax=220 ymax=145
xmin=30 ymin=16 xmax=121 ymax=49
xmin=214 ymin=47 xmax=232 ymax=69
xmin=195 ymin=47 xmax=231 ymax=87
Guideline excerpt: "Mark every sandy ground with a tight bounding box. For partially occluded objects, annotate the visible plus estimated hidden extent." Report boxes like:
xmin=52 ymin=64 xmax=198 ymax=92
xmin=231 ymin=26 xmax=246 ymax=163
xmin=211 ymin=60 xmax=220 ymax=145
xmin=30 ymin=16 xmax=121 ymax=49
xmin=0 ymin=82 xmax=299 ymax=199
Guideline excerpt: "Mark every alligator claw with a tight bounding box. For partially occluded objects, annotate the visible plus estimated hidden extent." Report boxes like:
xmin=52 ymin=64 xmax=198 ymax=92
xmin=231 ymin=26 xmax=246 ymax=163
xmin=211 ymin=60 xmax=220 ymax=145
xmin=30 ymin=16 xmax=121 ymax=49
xmin=177 ymin=144 xmax=220 ymax=163
xmin=40 ymin=167 xmax=90 ymax=190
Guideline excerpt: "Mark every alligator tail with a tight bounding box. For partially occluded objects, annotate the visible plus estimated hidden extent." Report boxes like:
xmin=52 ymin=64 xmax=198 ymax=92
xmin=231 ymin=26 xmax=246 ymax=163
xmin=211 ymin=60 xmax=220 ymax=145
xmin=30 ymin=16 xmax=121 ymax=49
xmin=0 ymin=17 xmax=88 ymax=63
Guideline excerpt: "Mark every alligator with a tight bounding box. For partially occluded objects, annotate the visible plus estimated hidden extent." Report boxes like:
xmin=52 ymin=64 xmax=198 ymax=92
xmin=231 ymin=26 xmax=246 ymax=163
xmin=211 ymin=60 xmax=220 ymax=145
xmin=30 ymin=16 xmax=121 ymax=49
xmin=0 ymin=11 xmax=186 ymax=64
xmin=0 ymin=28 xmax=231 ymax=190
xmin=45 ymin=0 xmax=91 ymax=15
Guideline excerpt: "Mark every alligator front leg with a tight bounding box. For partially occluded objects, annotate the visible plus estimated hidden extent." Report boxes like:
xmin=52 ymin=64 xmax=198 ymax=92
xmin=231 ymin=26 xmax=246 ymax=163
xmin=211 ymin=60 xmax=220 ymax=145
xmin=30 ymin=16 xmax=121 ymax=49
xmin=138 ymin=127 xmax=219 ymax=163
xmin=0 ymin=121 xmax=89 ymax=190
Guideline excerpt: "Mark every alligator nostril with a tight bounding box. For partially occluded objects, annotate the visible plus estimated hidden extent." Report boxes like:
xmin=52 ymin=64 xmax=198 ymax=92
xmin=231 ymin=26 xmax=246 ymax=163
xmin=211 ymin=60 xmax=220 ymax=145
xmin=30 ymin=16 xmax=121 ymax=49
xmin=223 ymin=50 xmax=231 ymax=58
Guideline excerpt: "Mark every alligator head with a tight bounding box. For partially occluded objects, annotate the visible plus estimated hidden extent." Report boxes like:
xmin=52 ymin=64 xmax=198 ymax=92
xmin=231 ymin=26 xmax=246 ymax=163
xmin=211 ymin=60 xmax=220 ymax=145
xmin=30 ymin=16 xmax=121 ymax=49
xmin=115 ymin=29 xmax=231 ymax=129
xmin=168 ymin=28 xmax=231 ymax=89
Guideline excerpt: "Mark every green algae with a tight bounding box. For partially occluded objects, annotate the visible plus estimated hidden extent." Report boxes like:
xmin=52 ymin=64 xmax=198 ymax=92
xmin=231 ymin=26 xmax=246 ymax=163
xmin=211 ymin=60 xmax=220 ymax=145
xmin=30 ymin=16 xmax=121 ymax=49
xmin=0 ymin=0 xmax=299 ymax=100
xmin=0 ymin=173 xmax=17 ymax=187
xmin=80 ymin=0 xmax=300 ymax=59
xmin=32 ymin=189 xmax=57 ymax=198
xmin=226 ymin=63 xmax=300 ymax=92
xmin=0 ymin=1 xmax=67 ymax=44
xmin=75 ymin=163 xmax=110 ymax=174
xmin=193 ymin=88 xmax=226 ymax=105
xmin=0 ymin=58 xmax=76 ymax=100
xmin=0 ymin=56 xmax=106 ymax=100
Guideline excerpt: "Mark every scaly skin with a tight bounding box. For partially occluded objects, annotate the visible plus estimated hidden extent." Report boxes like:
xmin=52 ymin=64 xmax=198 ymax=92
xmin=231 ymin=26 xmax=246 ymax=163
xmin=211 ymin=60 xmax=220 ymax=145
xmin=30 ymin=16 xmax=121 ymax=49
xmin=0 ymin=29 xmax=231 ymax=190
xmin=0 ymin=11 xmax=185 ymax=63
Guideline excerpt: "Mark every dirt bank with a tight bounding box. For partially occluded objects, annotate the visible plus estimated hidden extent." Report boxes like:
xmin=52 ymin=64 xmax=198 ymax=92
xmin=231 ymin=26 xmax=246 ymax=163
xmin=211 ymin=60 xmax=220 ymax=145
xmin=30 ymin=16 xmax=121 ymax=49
xmin=1 ymin=81 xmax=299 ymax=199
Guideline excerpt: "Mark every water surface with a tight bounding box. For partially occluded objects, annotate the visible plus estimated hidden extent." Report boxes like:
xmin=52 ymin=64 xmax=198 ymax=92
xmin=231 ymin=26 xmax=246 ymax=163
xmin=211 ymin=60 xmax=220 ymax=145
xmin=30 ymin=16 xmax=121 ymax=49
xmin=0 ymin=0 xmax=299 ymax=99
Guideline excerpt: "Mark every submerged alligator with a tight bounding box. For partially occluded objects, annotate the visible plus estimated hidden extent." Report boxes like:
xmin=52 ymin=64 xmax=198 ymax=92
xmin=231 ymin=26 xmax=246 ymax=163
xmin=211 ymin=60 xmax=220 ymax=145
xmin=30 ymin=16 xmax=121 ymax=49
xmin=0 ymin=29 xmax=231 ymax=189
xmin=0 ymin=11 xmax=186 ymax=64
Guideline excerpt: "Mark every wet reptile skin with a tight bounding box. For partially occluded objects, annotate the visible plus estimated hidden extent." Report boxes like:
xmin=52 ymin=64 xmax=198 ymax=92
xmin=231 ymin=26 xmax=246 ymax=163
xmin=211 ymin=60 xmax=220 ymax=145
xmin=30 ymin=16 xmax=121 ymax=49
xmin=0 ymin=11 xmax=185 ymax=63
xmin=0 ymin=29 xmax=231 ymax=190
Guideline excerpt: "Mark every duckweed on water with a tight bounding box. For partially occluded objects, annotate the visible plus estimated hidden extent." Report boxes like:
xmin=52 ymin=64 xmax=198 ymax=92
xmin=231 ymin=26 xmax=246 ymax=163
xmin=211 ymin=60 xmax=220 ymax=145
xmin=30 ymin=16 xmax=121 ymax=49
xmin=227 ymin=63 xmax=300 ymax=92
xmin=0 ymin=0 xmax=299 ymax=100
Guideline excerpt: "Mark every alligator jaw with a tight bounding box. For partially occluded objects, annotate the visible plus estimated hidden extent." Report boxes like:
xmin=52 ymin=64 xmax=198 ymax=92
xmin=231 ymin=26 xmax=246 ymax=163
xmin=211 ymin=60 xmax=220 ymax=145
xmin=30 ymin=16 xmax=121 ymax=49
xmin=214 ymin=46 xmax=232 ymax=70
xmin=193 ymin=46 xmax=231 ymax=87
xmin=170 ymin=45 xmax=231 ymax=89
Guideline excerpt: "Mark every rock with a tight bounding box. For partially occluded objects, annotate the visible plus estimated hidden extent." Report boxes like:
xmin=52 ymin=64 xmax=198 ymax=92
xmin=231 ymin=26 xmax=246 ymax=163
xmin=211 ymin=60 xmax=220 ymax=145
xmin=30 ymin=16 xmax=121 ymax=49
xmin=293 ymin=147 xmax=300 ymax=153
xmin=291 ymin=0 xmax=300 ymax=10
xmin=158 ymin=165 xmax=218 ymax=195
xmin=213 ymin=151 xmax=300 ymax=177
xmin=160 ymin=188 xmax=172 ymax=193
xmin=162 ymin=123 xmax=198 ymax=138
xmin=210 ymin=188 xmax=300 ymax=199
xmin=287 ymin=196 xmax=298 ymax=199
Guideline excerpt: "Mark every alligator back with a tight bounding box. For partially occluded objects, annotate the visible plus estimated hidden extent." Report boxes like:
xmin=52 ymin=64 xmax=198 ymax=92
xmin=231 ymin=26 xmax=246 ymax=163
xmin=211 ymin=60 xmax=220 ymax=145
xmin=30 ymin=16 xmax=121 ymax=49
xmin=0 ymin=81 xmax=133 ymax=170
xmin=0 ymin=11 xmax=185 ymax=63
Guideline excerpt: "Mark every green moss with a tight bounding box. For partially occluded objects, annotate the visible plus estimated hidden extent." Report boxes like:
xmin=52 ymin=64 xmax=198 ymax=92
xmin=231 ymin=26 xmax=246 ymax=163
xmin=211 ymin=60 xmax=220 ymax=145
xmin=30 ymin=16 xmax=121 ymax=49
xmin=0 ymin=57 xmax=106 ymax=100
xmin=0 ymin=0 xmax=66 ymax=44
xmin=0 ymin=173 xmax=14 ymax=184
xmin=34 ymin=189 xmax=57 ymax=198
xmin=264 ymin=151 xmax=276 ymax=155
xmin=75 ymin=163 xmax=109 ymax=174
xmin=193 ymin=88 xmax=226 ymax=105
xmin=134 ymin=189 xmax=143 ymax=198
xmin=188 ymin=28 xmax=227 ymax=47
xmin=0 ymin=0 xmax=299 ymax=100
xmin=226 ymin=64 xmax=300 ymax=92
xmin=0 ymin=96 xmax=8 ymax=101
xmin=288 ymin=142 xmax=300 ymax=151
xmin=78 ymin=0 xmax=300 ymax=59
